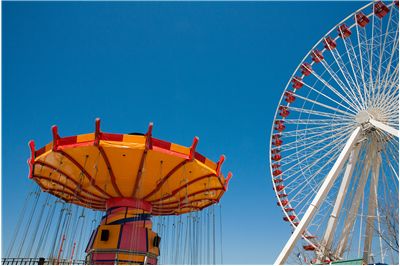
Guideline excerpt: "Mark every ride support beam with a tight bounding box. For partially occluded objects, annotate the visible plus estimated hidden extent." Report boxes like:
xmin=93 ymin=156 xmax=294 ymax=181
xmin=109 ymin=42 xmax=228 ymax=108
xmin=274 ymin=127 xmax=362 ymax=265
xmin=369 ymin=118 xmax=399 ymax=138
xmin=336 ymin=145 xmax=373 ymax=258
xmin=319 ymin=144 xmax=361 ymax=260
xmin=362 ymin=146 xmax=381 ymax=264
xmin=375 ymin=187 xmax=384 ymax=263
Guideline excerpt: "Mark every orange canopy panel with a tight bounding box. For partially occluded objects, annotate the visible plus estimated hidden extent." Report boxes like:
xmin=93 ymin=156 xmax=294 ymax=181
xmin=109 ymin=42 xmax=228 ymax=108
xmin=28 ymin=119 xmax=232 ymax=215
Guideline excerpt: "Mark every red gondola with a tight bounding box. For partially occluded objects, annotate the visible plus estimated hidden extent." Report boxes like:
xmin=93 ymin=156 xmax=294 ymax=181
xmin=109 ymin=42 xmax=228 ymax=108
xmin=272 ymin=163 xmax=281 ymax=169
xmin=272 ymin=134 xmax=281 ymax=140
xmin=275 ymin=185 xmax=285 ymax=192
xmin=277 ymin=200 xmax=289 ymax=206
xmin=273 ymin=170 xmax=283 ymax=177
xmin=284 ymin=208 xmax=294 ymax=212
xmin=338 ymin=24 xmax=351 ymax=38
xmin=271 ymin=149 xmax=280 ymax=154
xmin=283 ymin=215 xmax=296 ymax=221
xmin=271 ymin=154 xmax=282 ymax=161
xmin=374 ymin=1 xmax=389 ymax=18
xmin=304 ymin=235 xmax=317 ymax=239
xmin=284 ymin=91 xmax=296 ymax=103
xmin=279 ymin=106 xmax=290 ymax=117
xmin=303 ymin=245 xmax=316 ymax=251
xmin=275 ymin=120 xmax=286 ymax=132
xmin=273 ymin=138 xmax=283 ymax=146
xmin=291 ymin=77 xmax=304 ymax=89
xmin=273 ymin=178 xmax=283 ymax=183
xmin=355 ymin=12 xmax=370 ymax=27
xmin=323 ymin=37 xmax=337 ymax=50
xmin=311 ymin=50 xmax=324 ymax=63
xmin=278 ymin=193 xmax=288 ymax=198
xmin=300 ymin=63 xmax=312 ymax=76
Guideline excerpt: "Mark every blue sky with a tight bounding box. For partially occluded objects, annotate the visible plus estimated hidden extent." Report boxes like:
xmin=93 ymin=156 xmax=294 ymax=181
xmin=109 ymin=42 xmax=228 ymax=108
xmin=2 ymin=1 xmax=366 ymax=263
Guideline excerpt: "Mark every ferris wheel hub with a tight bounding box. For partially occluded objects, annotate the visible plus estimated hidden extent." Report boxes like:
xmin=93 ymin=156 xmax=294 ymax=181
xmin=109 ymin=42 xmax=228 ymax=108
xmin=355 ymin=108 xmax=387 ymax=129
xmin=355 ymin=110 xmax=370 ymax=124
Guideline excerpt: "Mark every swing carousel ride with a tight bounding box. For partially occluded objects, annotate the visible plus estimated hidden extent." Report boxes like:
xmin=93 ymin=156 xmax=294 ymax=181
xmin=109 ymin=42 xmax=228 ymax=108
xmin=5 ymin=119 xmax=231 ymax=265
xmin=270 ymin=1 xmax=399 ymax=265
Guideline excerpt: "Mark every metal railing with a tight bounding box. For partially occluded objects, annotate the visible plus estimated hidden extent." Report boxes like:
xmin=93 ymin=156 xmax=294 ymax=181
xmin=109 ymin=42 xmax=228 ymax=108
xmin=1 ymin=258 xmax=86 ymax=265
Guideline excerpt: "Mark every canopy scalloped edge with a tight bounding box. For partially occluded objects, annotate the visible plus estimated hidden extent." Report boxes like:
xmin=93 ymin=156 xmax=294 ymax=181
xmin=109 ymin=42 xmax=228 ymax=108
xmin=27 ymin=118 xmax=233 ymax=215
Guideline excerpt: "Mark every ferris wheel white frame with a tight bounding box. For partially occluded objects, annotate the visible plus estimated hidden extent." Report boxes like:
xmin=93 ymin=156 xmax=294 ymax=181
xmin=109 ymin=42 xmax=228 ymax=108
xmin=269 ymin=1 xmax=399 ymax=264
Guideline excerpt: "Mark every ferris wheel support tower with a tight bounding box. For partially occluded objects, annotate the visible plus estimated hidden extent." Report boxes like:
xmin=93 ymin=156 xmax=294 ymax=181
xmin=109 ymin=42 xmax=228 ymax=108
xmin=275 ymin=120 xmax=399 ymax=265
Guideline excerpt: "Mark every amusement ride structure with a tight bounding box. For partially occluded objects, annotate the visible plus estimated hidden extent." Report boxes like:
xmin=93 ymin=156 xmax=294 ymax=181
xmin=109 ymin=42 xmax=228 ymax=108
xmin=270 ymin=1 xmax=399 ymax=264
xmin=3 ymin=1 xmax=399 ymax=265
xmin=5 ymin=119 xmax=231 ymax=264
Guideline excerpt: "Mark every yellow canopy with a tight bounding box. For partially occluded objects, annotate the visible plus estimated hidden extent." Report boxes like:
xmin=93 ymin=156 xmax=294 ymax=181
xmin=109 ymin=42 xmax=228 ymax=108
xmin=28 ymin=119 xmax=232 ymax=215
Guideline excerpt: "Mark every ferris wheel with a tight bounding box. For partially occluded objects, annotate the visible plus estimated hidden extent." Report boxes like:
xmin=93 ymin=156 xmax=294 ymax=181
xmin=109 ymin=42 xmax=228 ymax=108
xmin=269 ymin=1 xmax=399 ymax=264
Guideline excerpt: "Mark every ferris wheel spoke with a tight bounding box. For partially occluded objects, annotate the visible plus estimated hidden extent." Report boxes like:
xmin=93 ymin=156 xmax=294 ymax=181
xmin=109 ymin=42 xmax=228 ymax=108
xmin=295 ymin=88 xmax=357 ymax=116
xmin=286 ymin=146 xmax=344 ymax=204
xmin=355 ymin=25 xmax=374 ymax=106
xmin=285 ymin=165 xmax=342 ymax=209
xmin=307 ymin=208 xmax=335 ymax=250
xmin=291 ymin=192 xmax=318 ymax=219
xmin=319 ymin=59 xmax=363 ymax=110
xmin=288 ymin=107 xmax=354 ymax=121
xmin=372 ymin=20 xmax=385 ymax=98
xmin=328 ymin=47 xmax=365 ymax=109
xmin=280 ymin=129 xmax=351 ymax=167
xmin=367 ymin=13 xmax=377 ymax=102
xmin=376 ymin=64 xmax=399 ymax=109
xmin=282 ymin=123 xmax=352 ymax=138
xmin=309 ymin=68 xmax=361 ymax=111
xmin=282 ymin=141 xmax=343 ymax=175
xmin=340 ymin=36 xmax=368 ymax=109
xmin=380 ymin=41 xmax=399 ymax=93
xmin=284 ymin=118 xmax=352 ymax=125
xmin=286 ymin=140 xmax=350 ymax=202
xmin=374 ymin=61 xmax=398 ymax=110
xmin=380 ymin=101 xmax=400 ymax=118
xmin=376 ymin=19 xmax=399 ymax=97
xmin=279 ymin=125 xmax=353 ymax=150
xmin=383 ymin=65 xmax=399 ymax=96
xmin=386 ymin=119 xmax=400 ymax=130
xmin=369 ymin=14 xmax=386 ymax=105
xmin=314 ymin=205 xmax=340 ymax=240
xmin=284 ymin=141 xmax=344 ymax=191
xmin=374 ymin=7 xmax=396 ymax=98
xmin=282 ymin=132 xmax=351 ymax=167
xmin=311 ymin=69 xmax=361 ymax=111
xmin=386 ymin=117 xmax=400 ymax=127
